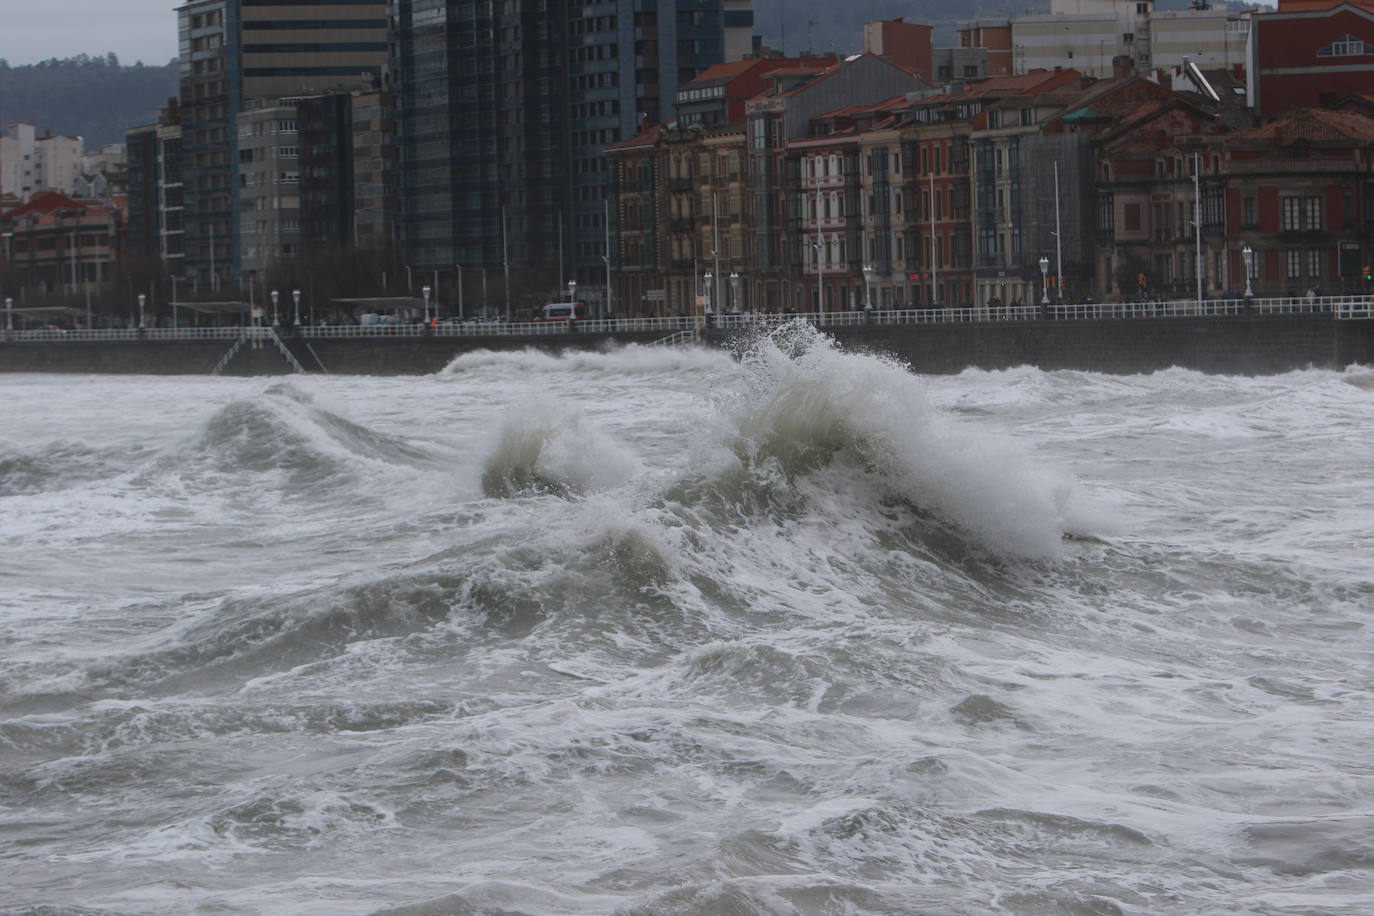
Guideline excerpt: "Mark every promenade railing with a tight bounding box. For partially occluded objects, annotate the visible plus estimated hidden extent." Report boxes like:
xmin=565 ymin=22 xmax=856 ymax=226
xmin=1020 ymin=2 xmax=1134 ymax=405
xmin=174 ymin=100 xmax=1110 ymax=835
xmin=5 ymin=295 xmax=1372 ymax=343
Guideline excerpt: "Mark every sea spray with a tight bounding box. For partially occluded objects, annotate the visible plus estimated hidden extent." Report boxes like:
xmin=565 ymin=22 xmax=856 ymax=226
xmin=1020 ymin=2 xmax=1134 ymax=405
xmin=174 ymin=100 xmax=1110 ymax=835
xmin=481 ymin=398 xmax=642 ymax=498
xmin=709 ymin=322 xmax=1076 ymax=559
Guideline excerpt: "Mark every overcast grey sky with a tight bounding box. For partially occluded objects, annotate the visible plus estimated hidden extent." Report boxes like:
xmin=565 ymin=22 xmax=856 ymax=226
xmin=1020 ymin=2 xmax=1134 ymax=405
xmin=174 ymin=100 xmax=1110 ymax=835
xmin=2 ymin=1 xmax=179 ymax=66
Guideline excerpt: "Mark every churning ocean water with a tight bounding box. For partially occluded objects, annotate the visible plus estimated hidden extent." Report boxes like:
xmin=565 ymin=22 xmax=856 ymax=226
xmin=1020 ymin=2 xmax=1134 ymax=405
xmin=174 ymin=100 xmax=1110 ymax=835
xmin=1 ymin=324 xmax=1372 ymax=916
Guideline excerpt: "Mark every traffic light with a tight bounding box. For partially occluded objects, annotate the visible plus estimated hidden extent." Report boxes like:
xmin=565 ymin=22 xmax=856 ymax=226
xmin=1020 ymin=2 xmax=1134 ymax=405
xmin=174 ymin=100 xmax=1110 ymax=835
xmin=1365 ymin=265 xmax=1372 ymax=281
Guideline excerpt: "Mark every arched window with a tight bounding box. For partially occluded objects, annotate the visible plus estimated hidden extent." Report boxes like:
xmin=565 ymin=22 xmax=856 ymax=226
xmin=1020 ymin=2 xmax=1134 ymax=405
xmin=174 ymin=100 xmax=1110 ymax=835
xmin=1318 ymin=35 xmax=1374 ymax=57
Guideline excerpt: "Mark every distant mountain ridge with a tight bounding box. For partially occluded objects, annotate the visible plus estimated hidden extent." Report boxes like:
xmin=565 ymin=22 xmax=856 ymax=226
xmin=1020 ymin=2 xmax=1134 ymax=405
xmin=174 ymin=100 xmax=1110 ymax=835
xmin=0 ymin=54 xmax=178 ymax=149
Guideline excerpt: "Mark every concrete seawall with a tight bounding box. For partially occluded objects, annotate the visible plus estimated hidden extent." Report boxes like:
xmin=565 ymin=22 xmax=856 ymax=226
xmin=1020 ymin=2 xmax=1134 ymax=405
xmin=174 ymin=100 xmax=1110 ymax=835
xmin=1 ymin=316 xmax=1370 ymax=376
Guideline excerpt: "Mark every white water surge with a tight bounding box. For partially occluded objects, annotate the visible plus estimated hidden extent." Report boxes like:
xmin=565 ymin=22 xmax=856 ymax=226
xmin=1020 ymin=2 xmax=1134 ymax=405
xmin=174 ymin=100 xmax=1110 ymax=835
xmin=1 ymin=324 xmax=1371 ymax=915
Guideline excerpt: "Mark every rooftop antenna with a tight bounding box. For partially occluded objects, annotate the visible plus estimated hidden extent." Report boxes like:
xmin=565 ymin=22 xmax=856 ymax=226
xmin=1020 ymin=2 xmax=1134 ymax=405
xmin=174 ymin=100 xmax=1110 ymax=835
xmin=808 ymin=19 xmax=818 ymax=56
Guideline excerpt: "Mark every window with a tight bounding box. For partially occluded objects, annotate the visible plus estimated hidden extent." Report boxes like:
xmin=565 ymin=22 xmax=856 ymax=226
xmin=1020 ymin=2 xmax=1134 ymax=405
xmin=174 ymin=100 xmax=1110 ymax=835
xmin=1243 ymin=196 xmax=1257 ymax=228
xmin=1304 ymin=196 xmax=1322 ymax=230
xmin=1287 ymin=249 xmax=1302 ymax=279
xmin=1318 ymin=34 xmax=1374 ymax=57
xmin=1308 ymin=249 xmax=1322 ymax=278
xmin=1153 ymin=202 xmax=1169 ymax=241
xmin=1282 ymin=196 xmax=1301 ymax=231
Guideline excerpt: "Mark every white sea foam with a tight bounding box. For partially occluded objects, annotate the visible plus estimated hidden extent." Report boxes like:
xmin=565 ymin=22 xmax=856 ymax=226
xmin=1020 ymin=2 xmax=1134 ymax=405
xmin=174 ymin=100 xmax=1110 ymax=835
xmin=480 ymin=397 xmax=643 ymax=497
xmin=443 ymin=342 xmax=730 ymax=377
xmin=2 ymin=363 xmax=1372 ymax=915
xmin=717 ymin=324 xmax=1080 ymax=558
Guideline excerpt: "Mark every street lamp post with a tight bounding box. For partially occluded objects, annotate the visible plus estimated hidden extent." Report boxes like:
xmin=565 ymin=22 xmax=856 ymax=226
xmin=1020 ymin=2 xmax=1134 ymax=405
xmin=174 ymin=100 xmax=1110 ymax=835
xmin=422 ymin=285 xmax=431 ymax=323
xmin=602 ymin=255 xmax=611 ymax=320
xmin=292 ymin=288 xmax=301 ymax=326
xmin=137 ymin=293 xmax=146 ymax=329
xmin=1242 ymin=244 xmax=1254 ymax=304
xmin=1039 ymin=256 xmax=1050 ymax=308
xmin=4 ymin=296 xmax=12 ymax=335
xmin=729 ymin=271 xmax=740 ymax=313
xmin=703 ymin=271 xmax=713 ymax=317
xmin=270 ymin=289 xmax=279 ymax=326
xmin=567 ymin=279 xmax=576 ymax=305
xmin=862 ymin=264 xmax=874 ymax=309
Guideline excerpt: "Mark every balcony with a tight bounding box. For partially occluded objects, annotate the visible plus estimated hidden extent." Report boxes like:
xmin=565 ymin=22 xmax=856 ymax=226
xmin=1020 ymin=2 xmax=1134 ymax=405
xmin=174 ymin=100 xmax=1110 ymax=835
xmin=668 ymin=177 xmax=694 ymax=192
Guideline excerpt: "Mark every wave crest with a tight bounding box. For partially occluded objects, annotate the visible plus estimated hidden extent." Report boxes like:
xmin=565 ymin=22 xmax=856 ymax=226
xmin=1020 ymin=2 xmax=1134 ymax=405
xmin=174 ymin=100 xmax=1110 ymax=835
xmin=701 ymin=323 xmax=1076 ymax=559
xmin=481 ymin=401 xmax=641 ymax=498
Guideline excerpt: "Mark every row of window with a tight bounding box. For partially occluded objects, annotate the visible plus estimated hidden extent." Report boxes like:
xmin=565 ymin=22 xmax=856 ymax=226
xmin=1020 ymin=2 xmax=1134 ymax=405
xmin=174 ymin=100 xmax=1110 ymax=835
xmin=570 ymin=15 xmax=616 ymax=35
xmin=240 ymin=169 xmax=300 ymax=187
xmin=1280 ymin=195 xmax=1323 ymax=231
xmin=187 ymin=9 xmax=223 ymax=30
xmin=573 ymin=128 xmax=620 ymax=147
xmin=570 ymin=99 xmax=619 ymax=119
xmin=570 ymin=43 xmax=616 ymax=64
xmin=237 ymin=147 xmax=298 ymax=163
xmin=239 ymin=218 xmax=300 ymax=236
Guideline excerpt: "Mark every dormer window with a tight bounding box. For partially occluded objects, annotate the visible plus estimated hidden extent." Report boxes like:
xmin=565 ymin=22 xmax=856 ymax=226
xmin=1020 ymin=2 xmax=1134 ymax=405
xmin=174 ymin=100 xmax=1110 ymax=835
xmin=1318 ymin=35 xmax=1374 ymax=57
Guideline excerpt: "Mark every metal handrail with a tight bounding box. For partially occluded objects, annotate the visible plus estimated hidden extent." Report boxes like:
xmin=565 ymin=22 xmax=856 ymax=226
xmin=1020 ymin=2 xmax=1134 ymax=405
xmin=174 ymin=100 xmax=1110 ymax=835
xmin=210 ymin=333 xmax=250 ymax=376
xmin=267 ymin=328 xmax=307 ymax=374
xmin=4 ymin=295 xmax=1372 ymax=345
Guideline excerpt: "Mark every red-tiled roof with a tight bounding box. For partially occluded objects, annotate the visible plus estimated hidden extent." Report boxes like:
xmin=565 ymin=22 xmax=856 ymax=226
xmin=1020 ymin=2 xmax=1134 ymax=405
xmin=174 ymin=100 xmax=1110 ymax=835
xmin=1230 ymin=106 xmax=1374 ymax=146
xmin=605 ymin=120 xmax=670 ymax=152
xmin=0 ymin=189 xmax=86 ymax=221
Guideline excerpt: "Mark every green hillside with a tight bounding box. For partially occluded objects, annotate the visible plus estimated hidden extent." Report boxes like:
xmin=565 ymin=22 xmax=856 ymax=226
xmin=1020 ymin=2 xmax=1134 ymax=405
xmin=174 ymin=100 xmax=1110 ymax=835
xmin=0 ymin=54 xmax=178 ymax=148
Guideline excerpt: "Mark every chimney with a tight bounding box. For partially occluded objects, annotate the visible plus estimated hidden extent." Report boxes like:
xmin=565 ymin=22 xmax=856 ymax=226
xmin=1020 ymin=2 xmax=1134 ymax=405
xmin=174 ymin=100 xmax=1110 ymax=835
xmin=1113 ymin=55 xmax=1133 ymax=80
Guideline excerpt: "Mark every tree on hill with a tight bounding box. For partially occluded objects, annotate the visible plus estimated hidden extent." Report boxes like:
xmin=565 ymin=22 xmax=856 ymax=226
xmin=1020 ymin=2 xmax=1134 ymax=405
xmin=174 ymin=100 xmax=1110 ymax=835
xmin=0 ymin=54 xmax=178 ymax=147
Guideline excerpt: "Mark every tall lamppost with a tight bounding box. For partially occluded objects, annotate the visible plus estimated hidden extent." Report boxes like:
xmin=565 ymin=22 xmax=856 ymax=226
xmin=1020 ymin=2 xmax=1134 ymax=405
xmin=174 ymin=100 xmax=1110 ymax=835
xmin=137 ymin=293 xmax=146 ymax=329
xmin=862 ymin=264 xmax=874 ymax=310
xmin=1039 ymin=256 xmax=1050 ymax=306
xmin=4 ymin=296 xmax=12 ymax=334
xmin=703 ymin=271 xmax=713 ymax=315
xmin=292 ymin=288 xmax=301 ymax=326
xmin=729 ymin=271 xmax=740 ymax=313
xmin=270 ymin=289 xmax=279 ymax=326
xmin=1242 ymin=244 xmax=1254 ymax=301
xmin=567 ymin=279 xmax=576 ymax=306
xmin=422 ymin=285 xmax=431 ymax=323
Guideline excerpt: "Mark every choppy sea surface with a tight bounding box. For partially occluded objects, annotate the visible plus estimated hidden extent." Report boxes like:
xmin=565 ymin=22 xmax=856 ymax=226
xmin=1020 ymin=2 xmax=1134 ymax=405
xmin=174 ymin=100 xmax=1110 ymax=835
xmin=2 ymin=325 xmax=1372 ymax=916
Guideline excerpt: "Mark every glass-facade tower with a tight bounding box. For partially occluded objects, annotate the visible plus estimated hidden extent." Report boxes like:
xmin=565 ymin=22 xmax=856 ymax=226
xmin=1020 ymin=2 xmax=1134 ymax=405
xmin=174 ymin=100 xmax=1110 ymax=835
xmin=175 ymin=0 xmax=389 ymax=288
xmin=391 ymin=0 xmax=752 ymax=304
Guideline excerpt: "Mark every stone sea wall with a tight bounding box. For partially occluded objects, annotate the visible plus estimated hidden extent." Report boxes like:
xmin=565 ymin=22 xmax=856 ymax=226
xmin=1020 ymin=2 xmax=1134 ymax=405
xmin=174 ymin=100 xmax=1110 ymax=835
xmin=1 ymin=317 xmax=1370 ymax=376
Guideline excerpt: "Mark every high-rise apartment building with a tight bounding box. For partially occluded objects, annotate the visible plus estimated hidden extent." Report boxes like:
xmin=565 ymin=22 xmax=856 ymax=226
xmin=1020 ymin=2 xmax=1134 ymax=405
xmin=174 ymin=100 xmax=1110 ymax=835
xmin=1 ymin=124 xmax=86 ymax=199
xmin=125 ymin=106 xmax=185 ymax=276
xmin=175 ymin=0 xmax=388 ymax=288
xmin=389 ymin=0 xmax=752 ymax=311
